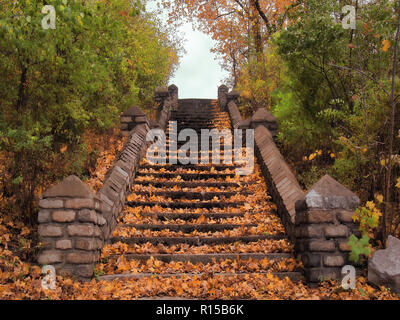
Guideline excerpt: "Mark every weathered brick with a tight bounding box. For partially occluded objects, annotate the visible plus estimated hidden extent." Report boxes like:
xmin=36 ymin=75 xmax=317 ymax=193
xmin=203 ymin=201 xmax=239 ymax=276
xmin=301 ymin=253 xmax=322 ymax=267
xmin=135 ymin=115 xmax=147 ymax=123
xmin=94 ymin=199 xmax=101 ymax=211
xmin=307 ymin=210 xmax=334 ymax=223
xmin=296 ymin=225 xmax=323 ymax=238
xmin=75 ymin=238 xmax=102 ymax=251
xmin=75 ymin=265 xmax=94 ymax=278
xmin=39 ymin=225 xmax=63 ymax=237
xmin=41 ymin=239 xmax=55 ymax=250
xmin=308 ymin=240 xmax=336 ymax=252
xmin=94 ymin=225 xmax=102 ymax=237
xmin=339 ymin=240 xmax=351 ymax=252
xmin=38 ymin=210 xmax=51 ymax=223
xmin=67 ymin=224 xmax=95 ymax=237
xmin=324 ymin=255 xmax=346 ymax=267
xmin=66 ymin=252 xmax=96 ymax=264
xmin=52 ymin=210 xmax=76 ymax=223
xmin=305 ymin=268 xmax=341 ymax=282
xmin=38 ymin=250 xmax=64 ymax=265
xmin=337 ymin=210 xmax=355 ymax=223
xmin=121 ymin=116 xmax=133 ymax=123
xmin=78 ymin=209 xmax=97 ymax=223
xmin=58 ymin=267 xmax=74 ymax=277
xmin=39 ymin=199 xmax=63 ymax=209
xmin=56 ymin=239 xmax=72 ymax=250
xmin=97 ymin=216 xmax=107 ymax=226
xmin=65 ymin=198 xmax=94 ymax=209
xmin=324 ymin=225 xmax=348 ymax=238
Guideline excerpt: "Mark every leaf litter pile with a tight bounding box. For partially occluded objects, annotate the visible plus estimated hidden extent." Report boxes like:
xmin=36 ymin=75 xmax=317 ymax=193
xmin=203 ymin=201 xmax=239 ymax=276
xmin=0 ymin=121 xmax=399 ymax=299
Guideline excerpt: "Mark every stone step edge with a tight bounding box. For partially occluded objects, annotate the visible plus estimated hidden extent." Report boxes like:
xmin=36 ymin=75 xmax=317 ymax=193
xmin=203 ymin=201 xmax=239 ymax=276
xmin=132 ymin=191 xmax=251 ymax=200
xmin=99 ymin=272 xmax=303 ymax=282
xmin=138 ymin=212 xmax=245 ymax=220
xmin=133 ymin=181 xmax=254 ymax=188
xmin=107 ymin=252 xmax=293 ymax=263
xmin=110 ymin=234 xmax=286 ymax=245
xmin=126 ymin=201 xmax=244 ymax=209
xmin=116 ymin=223 xmax=258 ymax=231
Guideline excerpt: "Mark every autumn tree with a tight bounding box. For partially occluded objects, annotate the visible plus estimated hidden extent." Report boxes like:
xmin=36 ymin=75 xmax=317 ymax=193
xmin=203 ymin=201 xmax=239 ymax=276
xmin=0 ymin=0 xmax=178 ymax=223
xmin=161 ymin=0 xmax=296 ymax=86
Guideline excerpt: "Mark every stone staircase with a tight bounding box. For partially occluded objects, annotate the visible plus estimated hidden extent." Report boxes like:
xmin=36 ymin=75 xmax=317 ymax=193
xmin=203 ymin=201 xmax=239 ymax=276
xmin=98 ymin=99 xmax=303 ymax=286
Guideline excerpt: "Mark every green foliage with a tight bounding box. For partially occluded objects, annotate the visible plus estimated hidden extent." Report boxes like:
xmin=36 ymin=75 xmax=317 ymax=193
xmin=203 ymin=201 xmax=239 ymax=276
xmin=348 ymin=234 xmax=371 ymax=263
xmin=269 ymin=0 xmax=400 ymax=202
xmin=236 ymin=38 xmax=283 ymax=116
xmin=0 ymin=0 xmax=178 ymax=223
xmin=348 ymin=200 xmax=382 ymax=263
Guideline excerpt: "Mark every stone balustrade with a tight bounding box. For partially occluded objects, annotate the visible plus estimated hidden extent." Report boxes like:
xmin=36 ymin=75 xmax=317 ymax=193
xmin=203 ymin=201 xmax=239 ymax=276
xmin=37 ymin=86 xmax=176 ymax=280
xmin=221 ymin=85 xmax=361 ymax=284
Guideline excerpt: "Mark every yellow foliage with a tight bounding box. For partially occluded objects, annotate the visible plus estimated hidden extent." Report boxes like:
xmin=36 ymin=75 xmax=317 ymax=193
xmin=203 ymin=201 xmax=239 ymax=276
xmin=382 ymin=39 xmax=391 ymax=52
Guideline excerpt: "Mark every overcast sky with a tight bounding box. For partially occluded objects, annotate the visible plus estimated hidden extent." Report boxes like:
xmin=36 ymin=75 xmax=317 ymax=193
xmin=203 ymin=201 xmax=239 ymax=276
xmin=146 ymin=1 xmax=229 ymax=99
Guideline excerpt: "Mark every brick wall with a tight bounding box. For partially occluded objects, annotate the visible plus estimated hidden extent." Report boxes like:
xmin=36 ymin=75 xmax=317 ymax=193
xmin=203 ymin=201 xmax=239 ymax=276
xmin=220 ymin=86 xmax=360 ymax=284
xmin=38 ymin=176 xmax=105 ymax=279
xmin=294 ymin=175 xmax=360 ymax=283
xmin=37 ymin=86 xmax=176 ymax=280
xmin=254 ymin=125 xmax=305 ymax=241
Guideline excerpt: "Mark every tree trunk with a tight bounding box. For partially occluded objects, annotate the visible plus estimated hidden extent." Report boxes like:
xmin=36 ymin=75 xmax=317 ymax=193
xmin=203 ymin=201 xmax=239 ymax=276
xmin=384 ymin=0 xmax=400 ymax=244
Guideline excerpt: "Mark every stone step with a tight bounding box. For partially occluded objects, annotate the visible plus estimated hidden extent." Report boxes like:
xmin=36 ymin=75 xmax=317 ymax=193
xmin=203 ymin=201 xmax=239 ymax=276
xmin=127 ymin=201 xmax=244 ymax=209
xmin=133 ymin=181 xmax=248 ymax=188
xmin=139 ymin=212 xmax=245 ymax=221
xmin=109 ymin=252 xmax=293 ymax=263
xmin=146 ymin=150 xmax=236 ymax=156
xmin=117 ymin=223 xmax=257 ymax=232
xmin=172 ymin=123 xmax=228 ymax=128
xmin=99 ymin=272 xmax=303 ymax=282
xmin=172 ymin=119 xmax=220 ymax=123
xmin=167 ymin=125 xmax=229 ymax=129
xmin=140 ymin=164 xmax=238 ymax=171
xmin=133 ymin=191 xmax=249 ymax=200
xmin=171 ymin=117 xmax=228 ymax=121
xmin=136 ymin=172 xmax=237 ymax=180
xmin=110 ymin=234 xmax=284 ymax=245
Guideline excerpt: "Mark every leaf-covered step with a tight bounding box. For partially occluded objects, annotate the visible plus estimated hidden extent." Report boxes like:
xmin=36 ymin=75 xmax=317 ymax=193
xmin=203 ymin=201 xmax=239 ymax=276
xmin=127 ymin=200 xmax=244 ymax=209
xmin=135 ymin=172 xmax=237 ymax=180
xmin=110 ymin=234 xmax=284 ymax=245
xmin=139 ymin=212 xmax=245 ymax=221
xmin=133 ymin=191 xmax=249 ymax=201
xmin=99 ymin=272 xmax=303 ymax=282
xmin=117 ymin=223 xmax=257 ymax=233
xmin=140 ymin=164 xmax=239 ymax=172
xmin=133 ymin=181 xmax=247 ymax=188
xmin=108 ymin=252 xmax=293 ymax=264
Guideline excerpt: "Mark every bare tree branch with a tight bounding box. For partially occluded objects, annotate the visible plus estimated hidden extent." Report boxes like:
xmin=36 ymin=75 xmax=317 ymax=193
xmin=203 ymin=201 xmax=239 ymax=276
xmin=214 ymin=11 xmax=236 ymax=20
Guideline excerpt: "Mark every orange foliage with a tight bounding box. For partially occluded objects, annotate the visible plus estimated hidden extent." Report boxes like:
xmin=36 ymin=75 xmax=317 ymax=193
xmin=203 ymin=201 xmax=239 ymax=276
xmin=161 ymin=0 xmax=296 ymax=83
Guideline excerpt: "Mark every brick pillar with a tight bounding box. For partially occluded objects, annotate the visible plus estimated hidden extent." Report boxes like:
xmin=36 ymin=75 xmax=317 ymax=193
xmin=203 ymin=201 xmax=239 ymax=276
xmin=250 ymin=107 xmax=278 ymax=138
xmin=295 ymin=175 xmax=360 ymax=283
xmin=168 ymin=84 xmax=178 ymax=111
xmin=218 ymin=85 xmax=229 ymax=111
xmin=227 ymin=90 xmax=240 ymax=106
xmin=155 ymin=86 xmax=170 ymax=108
xmin=155 ymin=86 xmax=172 ymax=131
xmin=121 ymin=106 xmax=148 ymax=136
xmin=38 ymin=176 xmax=106 ymax=280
